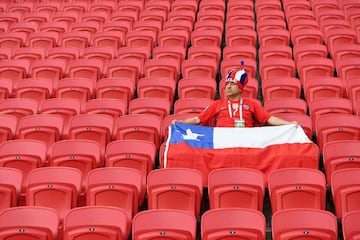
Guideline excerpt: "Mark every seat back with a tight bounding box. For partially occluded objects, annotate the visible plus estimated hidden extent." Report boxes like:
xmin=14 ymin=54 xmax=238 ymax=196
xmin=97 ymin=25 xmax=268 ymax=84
xmin=63 ymin=206 xmax=130 ymax=240
xmin=208 ymin=168 xmax=265 ymax=211
xmin=0 ymin=206 xmax=59 ymax=240
xmin=272 ymin=209 xmax=338 ymax=240
xmin=0 ymin=167 xmax=22 ymax=211
xmin=86 ymin=167 xmax=143 ymax=218
xmin=147 ymin=168 xmax=203 ymax=216
xmin=132 ymin=209 xmax=197 ymax=240
xmin=26 ymin=167 xmax=82 ymax=221
xmin=201 ymin=208 xmax=266 ymax=240
xmin=331 ymin=168 xmax=360 ymax=218
xmin=268 ymin=168 xmax=326 ymax=212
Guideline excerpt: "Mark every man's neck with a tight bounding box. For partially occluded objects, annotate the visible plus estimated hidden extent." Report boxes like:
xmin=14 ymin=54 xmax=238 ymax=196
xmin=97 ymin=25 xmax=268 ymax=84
xmin=228 ymin=94 xmax=241 ymax=101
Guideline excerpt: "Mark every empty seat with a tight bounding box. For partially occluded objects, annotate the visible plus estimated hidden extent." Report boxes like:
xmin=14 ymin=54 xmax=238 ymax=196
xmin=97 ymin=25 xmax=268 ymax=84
xmin=157 ymin=29 xmax=189 ymax=49
xmin=63 ymin=206 xmax=131 ymax=240
xmin=14 ymin=78 xmax=54 ymax=104
xmin=84 ymin=98 xmax=127 ymax=119
xmin=290 ymin=28 xmax=324 ymax=47
xmin=0 ymin=32 xmax=27 ymax=49
xmin=259 ymin=58 xmax=296 ymax=80
xmin=346 ymin=77 xmax=360 ymax=113
xmin=0 ymin=114 xmax=18 ymax=144
xmin=95 ymin=77 xmax=135 ymax=105
xmin=147 ymin=168 xmax=203 ymax=216
xmin=264 ymin=98 xmax=308 ymax=114
xmin=335 ymin=57 xmax=360 ymax=81
xmin=272 ymin=209 xmax=338 ymax=240
xmin=16 ymin=114 xmax=64 ymax=152
xmin=125 ymin=30 xmax=156 ymax=53
xmin=0 ymin=167 xmax=22 ymax=211
xmin=12 ymin=47 xmax=46 ymax=61
xmin=316 ymin=114 xmax=360 ymax=152
xmin=261 ymin=77 xmax=301 ymax=101
xmin=29 ymin=59 xmax=67 ymax=82
xmin=137 ymin=76 xmax=176 ymax=104
xmin=82 ymin=47 xmax=117 ymax=62
xmin=68 ymin=114 xmax=114 ymax=160
xmin=304 ymin=77 xmax=345 ymax=104
xmin=177 ymin=78 xmax=216 ymax=99
xmin=128 ymin=98 xmax=171 ymax=120
xmin=38 ymin=98 xmax=82 ymax=138
xmin=91 ymin=31 xmax=125 ymax=49
xmin=0 ymin=206 xmax=59 ymax=240
xmin=0 ymin=139 xmax=47 ymax=193
xmin=26 ymin=167 xmax=82 ymax=221
xmin=208 ymin=168 xmax=265 ymax=210
xmin=132 ymin=209 xmax=197 ymax=240
xmin=182 ymin=58 xmax=218 ymax=80
xmin=59 ymin=31 xmax=91 ymax=49
xmin=26 ymin=31 xmax=59 ymax=49
xmin=0 ymin=98 xmax=38 ymax=121
xmin=152 ymin=46 xmax=186 ymax=67
xmin=143 ymin=58 xmax=180 ymax=81
xmin=310 ymin=96 xmax=353 ymax=128
xmin=0 ymin=59 xmax=30 ymax=84
xmin=201 ymin=208 xmax=266 ymax=240
xmin=86 ymin=167 xmax=143 ymax=218
xmin=66 ymin=59 xmax=105 ymax=86
xmin=49 ymin=139 xmax=102 ymax=189
xmin=187 ymin=45 xmax=221 ymax=66
xmin=293 ymin=44 xmax=328 ymax=63
xmin=191 ymin=29 xmax=222 ymax=47
xmin=331 ymin=168 xmax=360 ymax=218
xmin=223 ymin=45 xmax=257 ymax=60
xmin=105 ymin=59 xmax=143 ymax=84
xmin=105 ymin=139 xmax=156 ymax=198
xmin=323 ymin=140 xmax=360 ymax=185
xmin=268 ymin=168 xmax=326 ymax=213
xmin=46 ymin=47 xmax=80 ymax=63
xmin=258 ymin=45 xmax=293 ymax=60
xmin=296 ymin=57 xmax=335 ymax=85
xmin=342 ymin=210 xmax=360 ymax=240
xmin=55 ymin=78 xmax=94 ymax=105
xmin=258 ymin=28 xmax=290 ymax=46
xmin=225 ymin=29 xmax=257 ymax=46
xmin=113 ymin=114 xmax=162 ymax=149
xmin=173 ymin=98 xmax=214 ymax=115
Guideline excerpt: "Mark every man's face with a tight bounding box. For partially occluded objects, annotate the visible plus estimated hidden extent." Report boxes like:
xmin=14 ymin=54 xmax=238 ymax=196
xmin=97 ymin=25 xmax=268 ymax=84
xmin=225 ymin=81 xmax=241 ymax=97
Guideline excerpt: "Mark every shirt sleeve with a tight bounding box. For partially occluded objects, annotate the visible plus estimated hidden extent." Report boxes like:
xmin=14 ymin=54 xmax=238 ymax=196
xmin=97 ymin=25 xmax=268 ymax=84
xmin=198 ymin=101 xmax=218 ymax=125
xmin=252 ymin=100 xmax=271 ymax=124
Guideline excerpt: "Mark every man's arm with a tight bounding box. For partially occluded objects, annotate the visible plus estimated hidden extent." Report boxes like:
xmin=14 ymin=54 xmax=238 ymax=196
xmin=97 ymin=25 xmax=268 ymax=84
xmin=173 ymin=116 xmax=201 ymax=125
xmin=267 ymin=116 xmax=298 ymax=126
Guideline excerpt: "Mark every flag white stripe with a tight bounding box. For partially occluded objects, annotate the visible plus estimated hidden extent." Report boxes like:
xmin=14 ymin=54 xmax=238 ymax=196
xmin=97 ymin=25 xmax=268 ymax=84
xmin=213 ymin=124 xmax=311 ymax=149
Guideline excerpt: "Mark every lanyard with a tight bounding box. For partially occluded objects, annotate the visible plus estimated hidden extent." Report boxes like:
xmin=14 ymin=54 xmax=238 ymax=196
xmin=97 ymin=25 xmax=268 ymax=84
xmin=227 ymin=98 xmax=243 ymax=120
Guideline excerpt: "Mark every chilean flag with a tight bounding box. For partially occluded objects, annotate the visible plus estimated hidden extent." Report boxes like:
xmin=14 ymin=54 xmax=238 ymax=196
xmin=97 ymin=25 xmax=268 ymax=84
xmin=164 ymin=123 xmax=319 ymax=185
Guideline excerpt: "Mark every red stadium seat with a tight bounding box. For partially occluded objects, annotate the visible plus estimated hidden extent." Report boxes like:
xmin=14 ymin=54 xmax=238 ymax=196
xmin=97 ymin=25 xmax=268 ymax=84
xmin=0 ymin=98 xmax=38 ymax=121
xmin=96 ymin=77 xmax=134 ymax=105
xmin=208 ymin=168 xmax=265 ymax=210
xmin=0 ymin=167 xmax=22 ymax=211
xmin=147 ymin=168 xmax=203 ymax=216
xmin=272 ymin=209 xmax=338 ymax=240
xmin=323 ymin=140 xmax=360 ymax=185
xmin=86 ymin=167 xmax=143 ymax=218
xmin=128 ymin=98 xmax=171 ymax=120
xmin=342 ymin=210 xmax=360 ymax=240
xmin=63 ymin=206 xmax=131 ymax=240
xmin=201 ymin=208 xmax=266 ymax=240
xmin=26 ymin=167 xmax=82 ymax=222
xmin=261 ymin=77 xmax=301 ymax=102
xmin=0 ymin=206 xmax=59 ymax=240
xmin=132 ymin=209 xmax=197 ymax=240
xmin=268 ymin=168 xmax=326 ymax=213
xmin=177 ymin=78 xmax=216 ymax=99
xmin=331 ymin=168 xmax=360 ymax=218
xmin=137 ymin=76 xmax=176 ymax=104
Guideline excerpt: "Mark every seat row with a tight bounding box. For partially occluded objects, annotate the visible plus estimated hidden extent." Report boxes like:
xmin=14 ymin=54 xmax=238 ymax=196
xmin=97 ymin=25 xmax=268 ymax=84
xmin=2 ymin=205 xmax=358 ymax=240
xmin=2 ymin=164 xmax=360 ymax=218
xmin=1 ymin=166 xmax=360 ymax=239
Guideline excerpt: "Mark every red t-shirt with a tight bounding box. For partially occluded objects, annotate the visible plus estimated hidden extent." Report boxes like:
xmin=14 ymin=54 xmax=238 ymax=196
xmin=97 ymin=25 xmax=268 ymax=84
xmin=198 ymin=98 xmax=271 ymax=127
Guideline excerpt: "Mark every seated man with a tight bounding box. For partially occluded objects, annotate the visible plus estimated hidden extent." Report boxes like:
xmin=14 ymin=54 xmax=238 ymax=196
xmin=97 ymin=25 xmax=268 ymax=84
xmin=174 ymin=68 xmax=297 ymax=128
